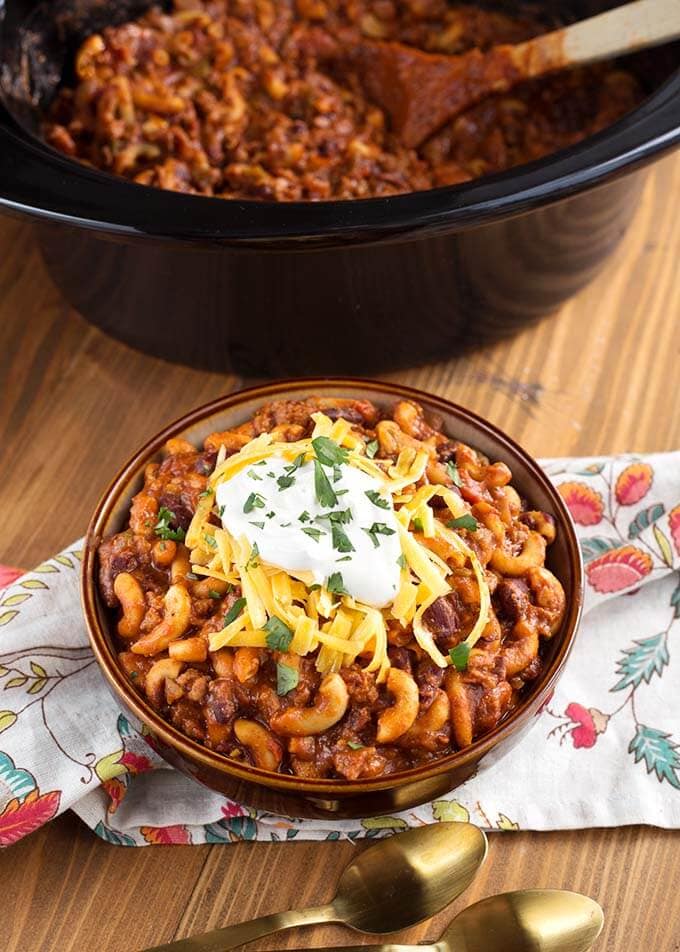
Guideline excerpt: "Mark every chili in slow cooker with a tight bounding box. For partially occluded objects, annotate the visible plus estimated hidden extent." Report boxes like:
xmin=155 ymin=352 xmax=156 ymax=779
xmin=44 ymin=0 xmax=643 ymax=201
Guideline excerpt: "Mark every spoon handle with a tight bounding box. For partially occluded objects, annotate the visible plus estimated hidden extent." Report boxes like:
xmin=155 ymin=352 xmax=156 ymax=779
xmin=141 ymin=905 xmax=336 ymax=952
xmin=515 ymin=0 xmax=680 ymax=77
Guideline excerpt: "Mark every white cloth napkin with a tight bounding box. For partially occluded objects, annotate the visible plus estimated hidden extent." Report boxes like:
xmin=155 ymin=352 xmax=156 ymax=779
xmin=1 ymin=453 xmax=678 ymax=847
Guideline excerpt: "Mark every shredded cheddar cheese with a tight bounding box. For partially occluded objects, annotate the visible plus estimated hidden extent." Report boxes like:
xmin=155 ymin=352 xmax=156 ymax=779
xmin=186 ymin=413 xmax=490 ymax=680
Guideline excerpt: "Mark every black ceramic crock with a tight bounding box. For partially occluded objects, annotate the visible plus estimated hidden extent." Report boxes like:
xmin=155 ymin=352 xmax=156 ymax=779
xmin=0 ymin=0 xmax=678 ymax=375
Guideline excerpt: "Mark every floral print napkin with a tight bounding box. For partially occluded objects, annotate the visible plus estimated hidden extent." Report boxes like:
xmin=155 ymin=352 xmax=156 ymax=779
xmin=1 ymin=453 xmax=679 ymax=847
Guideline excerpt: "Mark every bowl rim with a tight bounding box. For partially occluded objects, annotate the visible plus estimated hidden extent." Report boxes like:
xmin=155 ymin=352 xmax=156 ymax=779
xmin=82 ymin=376 xmax=584 ymax=796
xmin=1 ymin=64 xmax=678 ymax=245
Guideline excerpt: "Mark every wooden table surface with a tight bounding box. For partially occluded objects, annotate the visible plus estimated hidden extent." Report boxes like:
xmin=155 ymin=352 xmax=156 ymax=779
xmin=1 ymin=154 xmax=679 ymax=952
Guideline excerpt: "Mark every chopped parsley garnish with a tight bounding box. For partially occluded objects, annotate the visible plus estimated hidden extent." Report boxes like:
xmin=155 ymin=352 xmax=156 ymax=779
xmin=318 ymin=508 xmax=352 ymax=525
xmin=263 ymin=615 xmax=293 ymax=652
xmin=449 ymin=642 xmax=471 ymax=671
xmin=246 ymin=543 xmax=260 ymax=570
xmin=266 ymin=511 xmax=276 ymax=519
xmin=447 ymin=462 xmax=462 ymax=487
xmin=302 ymin=526 xmax=324 ymax=542
xmin=447 ymin=514 xmax=478 ymax=532
xmin=314 ymin=459 xmax=338 ymax=508
xmin=247 ymin=469 xmax=263 ymax=481
xmin=298 ymin=511 xmax=311 ymax=523
xmin=311 ymin=436 xmax=348 ymax=467
xmin=267 ymin=471 xmax=275 ymax=478
xmin=326 ymin=572 xmax=349 ymax=596
xmin=277 ymin=453 xmax=306 ymax=490
xmin=308 ymin=583 xmax=322 ymax=592
xmin=198 ymin=489 xmax=213 ymax=498
xmin=280 ymin=522 xmax=292 ymax=528
xmin=365 ymin=439 xmax=379 ymax=459
xmin=365 ymin=490 xmax=390 ymax=510
xmin=208 ymin=589 xmax=222 ymax=600
xmin=254 ymin=460 xmax=267 ymax=466
xmin=336 ymin=555 xmax=352 ymax=562
xmin=223 ymin=597 xmax=246 ymax=628
xmin=154 ymin=507 xmax=186 ymax=542
xmin=397 ymin=553 xmax=408 ymax=569
xmin=412 ymin=516 xmax=424 ymax=533
xmin=332 ymin=523 xmax=355 ymax=553
xmin=332 ymin=464 xmax=342 ymax=483
xmin=249 ymin=520 xmax=265 ymax=529
xmin=364 ymin=522 xmax=396 ymax=548
xmin=276 ymin=662 xmax=299 ymax=696
xmin=203 ymin=534 xmax=217 ymax=548
xmin=336 ymin=489 xmax=349 ymax=496
xmin=218 ymin=505 xmax=225 ymax=518
xmin=347 ymin=741 xmax=365 ymax=751
xmin=243 ymin=492 xmax=265 ymax=514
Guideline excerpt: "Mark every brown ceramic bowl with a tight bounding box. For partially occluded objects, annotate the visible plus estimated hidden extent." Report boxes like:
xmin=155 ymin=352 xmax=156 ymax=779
xmin=82 ymin=378 xmax=583 ymax=819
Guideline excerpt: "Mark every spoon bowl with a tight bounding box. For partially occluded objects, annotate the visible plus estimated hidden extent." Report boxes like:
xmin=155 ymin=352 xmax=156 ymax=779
xmin=334 ymin=821 xmax=488 ymax=934
xmin=441 ymin=889 xmax=604 ymax=952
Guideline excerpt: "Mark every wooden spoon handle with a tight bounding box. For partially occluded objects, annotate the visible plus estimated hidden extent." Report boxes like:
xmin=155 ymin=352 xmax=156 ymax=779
xmin=514 ymin=0 xmax=680 ymax=78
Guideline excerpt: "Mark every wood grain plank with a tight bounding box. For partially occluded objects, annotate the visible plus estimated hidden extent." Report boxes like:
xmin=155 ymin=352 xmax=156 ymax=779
xmin=0 ymin=154 xmax=678 ymax=952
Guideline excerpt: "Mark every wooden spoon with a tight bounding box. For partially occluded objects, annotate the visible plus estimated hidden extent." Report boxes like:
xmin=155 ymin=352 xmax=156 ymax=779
xmin=352 ymin=0 xmax=680 ymax=148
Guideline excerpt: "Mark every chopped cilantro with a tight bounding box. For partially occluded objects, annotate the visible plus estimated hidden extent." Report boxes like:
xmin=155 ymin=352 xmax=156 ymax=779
xmin=449 ymin=641 xmax=471 ymax=671
xmin=199 ymin=489 xmax=213 ymax=498
xmin=336 ymin=555 xmax=352 ymax=562
xmin=397 ymin=553 xmax=408 ymax=569
xmin=154 ymin=506 xmax=186 ymax=542
xmin=249 ymin=520 xmax=265 ymax=529
xmin=243 ymin=492 xmax=265 ymax=514
xmin=365 ymin=439 xmax=379 ymax=459
xmin=365 ymin=490 xmax=390 ymax=510
xmin=298 ymin=511 xmax=311 ymax=523
xmin=364 ymin=522 xmax=396 ymax=548
xmin=246 ymin=543 xmax=260 ymax=570
xmin=308 ymin=583 xmax=322 ymax=592
xmin=326 ymin=572 xmax=349 ymax=596
xmin=203 ymin=534 xmax=217 ymax=548
xmin=331 ymin=523 xmax=355 ymax=553
xmin=447 ymin=514 xmax=478 ymax=532
xmin=280 ymin=521 xmax=292 ymax=528
xmin=247 ymin=469 xmax=263 ymax=481
xmin=276 ymin=662 xmax=299 ymax=696
xmin=412 ymin=516 xmax=424 ymax=533
xmin=218 ymin=505 xmax=225 ymax=518
xmin=263 ymin=616 xmax=293 ymax=651
xmin=208 ymin=589 xmax=222 ymax=600
xmin=254 ymin=460 xmax=267 ymax=466
xmin=347 ymin=740 xmax=365 ymax=751
xmin=277 ymin=474 xmax=296 ymax=490
xmin=223 ymin=597 xmax=246 ymax=628
xmin=267 ymin=471 xmax=275 ymax=478
xmin=312 ymin=436 xmax=349 ymax=467
xmin=332 ymin=464 xmax=342 ymax=483
xmin=336 ymin=489 xmax=349 ymax=496
xmin=266 ymin=511 xmax=276 ymax=519
xmin=302 ymin=526 xmax=324 ymax=542
xmin=314 ymin=459 xmax=337 ymax=508
xmin=447 ymin=461 xmax=462 ymax=487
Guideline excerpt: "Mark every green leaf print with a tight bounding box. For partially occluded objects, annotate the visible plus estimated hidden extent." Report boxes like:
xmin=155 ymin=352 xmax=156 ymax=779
xmin=628 ymin=725 xmax=680 ymax=790
xmin=612 ymin=633 xmax=669 ymax=692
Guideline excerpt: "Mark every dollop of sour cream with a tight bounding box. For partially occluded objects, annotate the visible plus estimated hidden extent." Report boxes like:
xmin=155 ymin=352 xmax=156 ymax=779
xmin=216 ymin=455 xmax=401 ymax=607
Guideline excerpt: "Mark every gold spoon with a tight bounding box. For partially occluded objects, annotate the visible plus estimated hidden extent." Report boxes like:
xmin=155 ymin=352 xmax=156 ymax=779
xmin=143 ymin=822 xmax=487 ymax=952
xmin=283 ymin=889 xmax=604 ymax=952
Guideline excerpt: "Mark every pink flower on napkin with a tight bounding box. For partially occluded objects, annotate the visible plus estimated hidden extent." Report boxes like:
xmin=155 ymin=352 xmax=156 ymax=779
xmin=586 ymin=545 xmax=653 ymax=594
xmin=669 ymin=504 xmax=680 ymax=556
xmin=565 ymin=703 xmax=610 ymax=749
xmin=615 ymin=462 xmax=653 ymax=506
xmin=557 ymin=482 xmax=604 ymax=526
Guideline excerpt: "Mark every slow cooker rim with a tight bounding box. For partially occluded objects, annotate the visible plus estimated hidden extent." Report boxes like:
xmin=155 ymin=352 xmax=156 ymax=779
xmin=0 ymin=68 xmax=678 ymax=245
